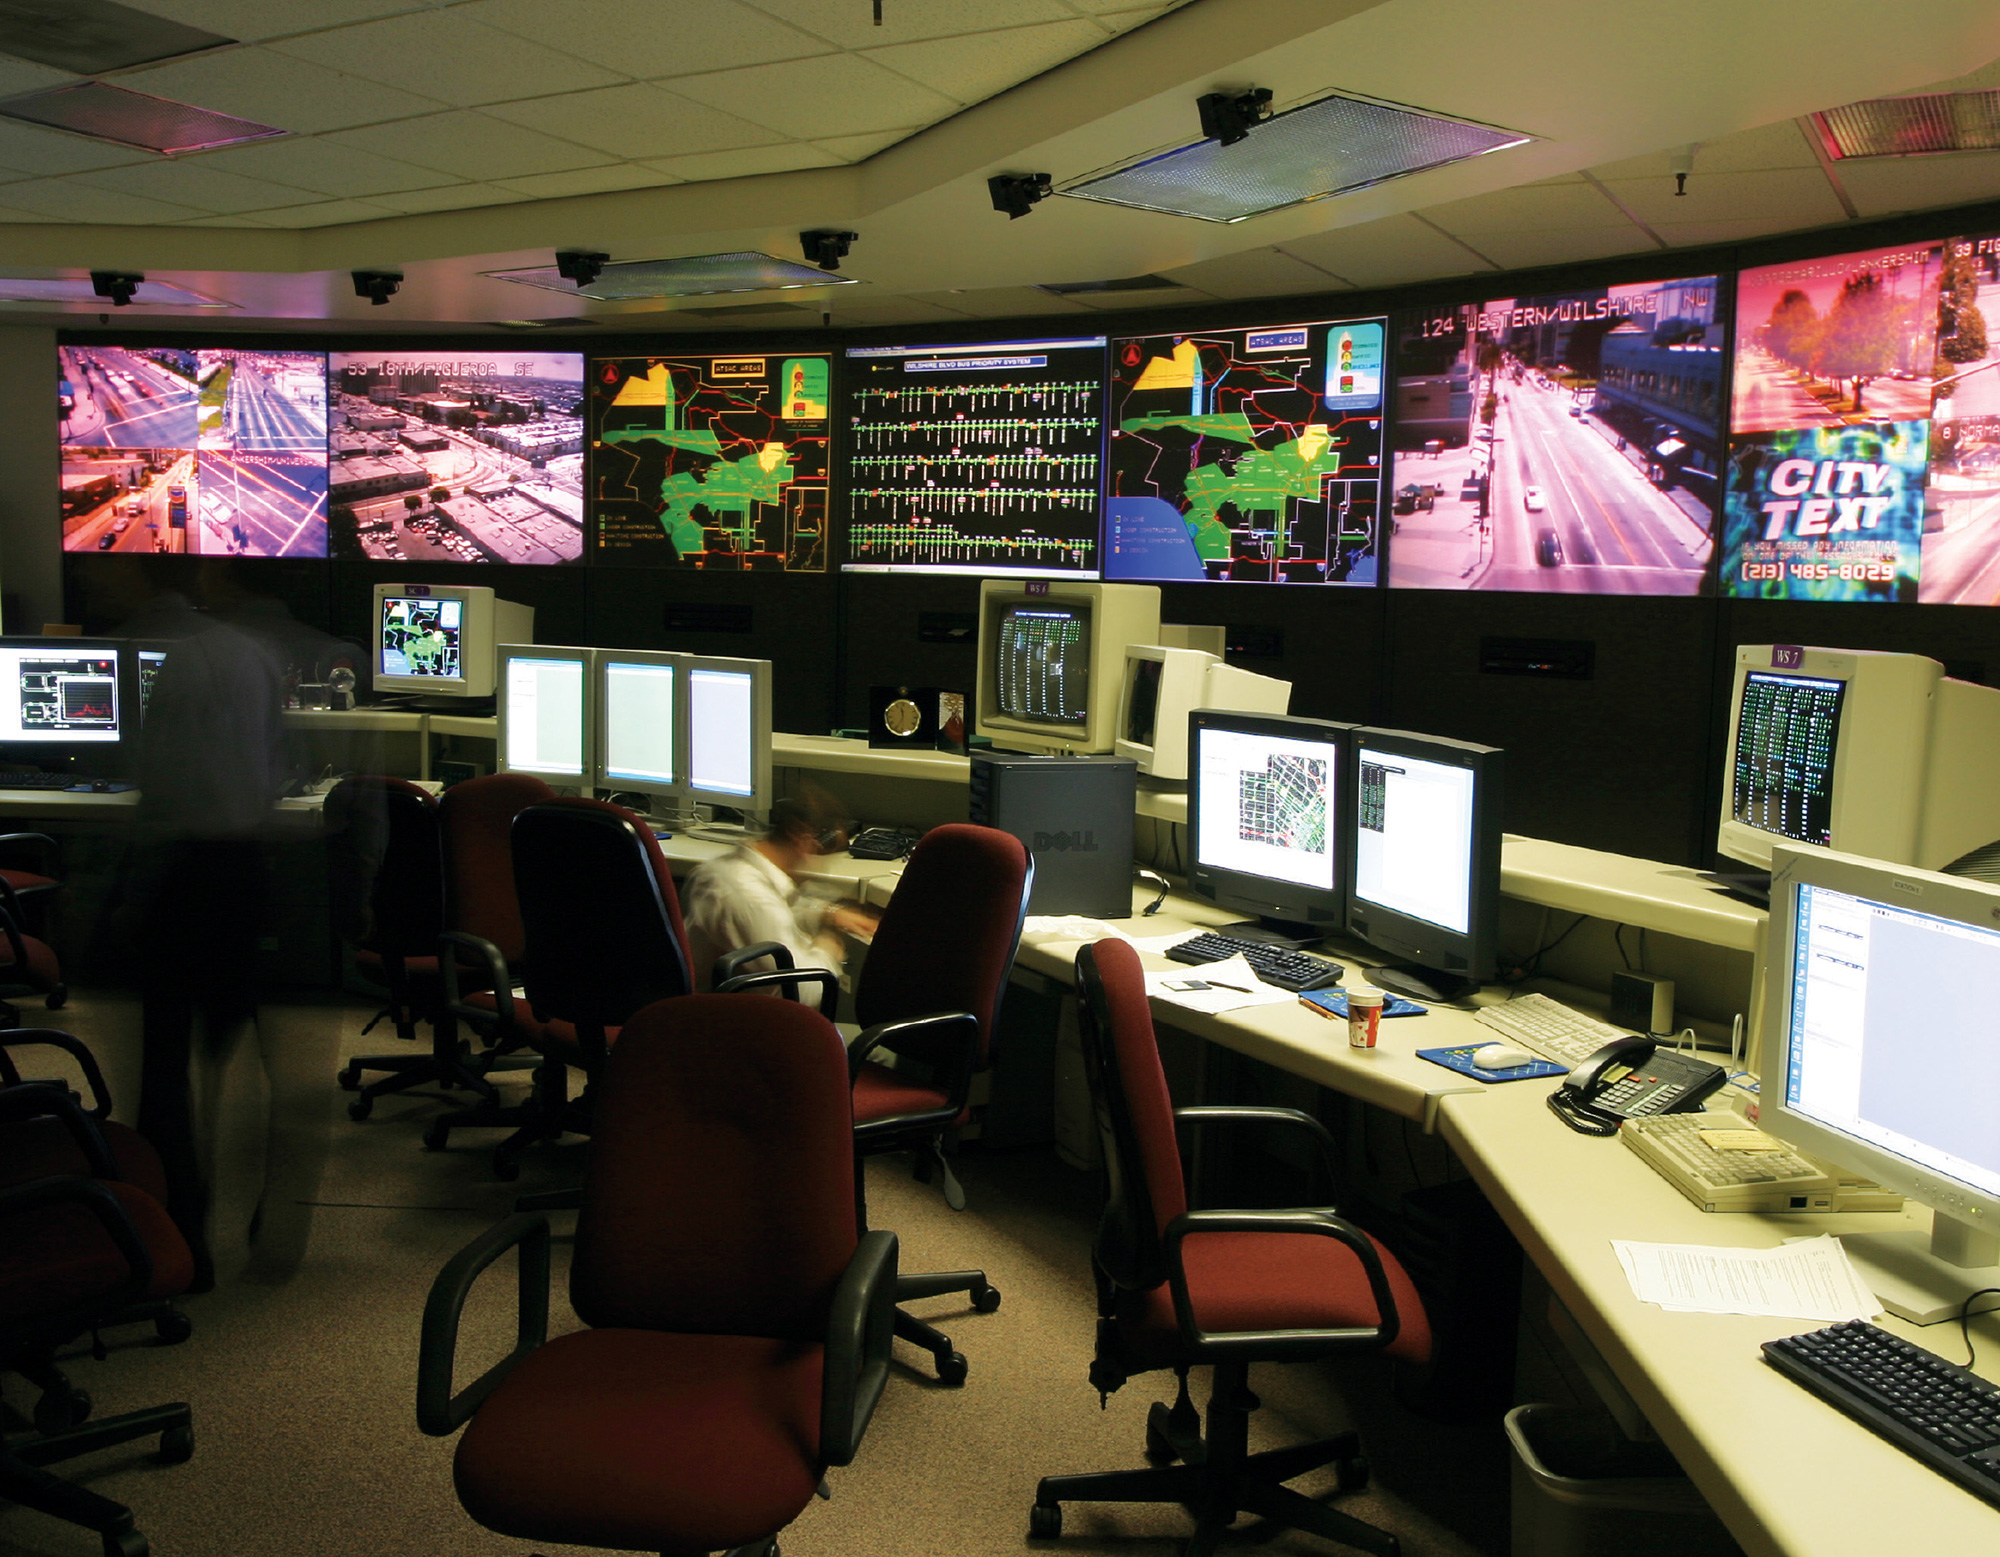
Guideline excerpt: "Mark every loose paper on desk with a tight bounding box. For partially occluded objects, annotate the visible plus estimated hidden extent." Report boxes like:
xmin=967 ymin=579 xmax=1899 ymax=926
xmin=1143 ymin=955 xmax=1296 ymax=1016
xmin=1021 ymin=916 xmax=1141 ymax=945
xmin=1612 ymin=1235 xmax=1881 ymax=1323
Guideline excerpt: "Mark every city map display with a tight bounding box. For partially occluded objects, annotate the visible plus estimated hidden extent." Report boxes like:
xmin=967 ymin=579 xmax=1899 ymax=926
xmin=1241 ymin=753 xmax=1328 ymax=854
xmin=1388 ymin=277 xmax=1720 ymax=595
xmin=1105 ymin=319 xmax=1385 ymax=584
xmin=589 ymin=354 xmax=829 ymax=570
xmin=842 ymin=337 xmax=1104 ymax=576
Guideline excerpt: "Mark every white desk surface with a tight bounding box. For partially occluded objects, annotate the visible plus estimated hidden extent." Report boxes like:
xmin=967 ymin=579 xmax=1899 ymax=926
xmin=773 ymin=733 xmax=970 ymax=784
xmin=1499 ymin=835 xmax=1765 ymax=953
xmin=1438 ymin=1081 xmax=2000 ymax=1557
xmin=0 ymin=788 xmax=140 ymax=818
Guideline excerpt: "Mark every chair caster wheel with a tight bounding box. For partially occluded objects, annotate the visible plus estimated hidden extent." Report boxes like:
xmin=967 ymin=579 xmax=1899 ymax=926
xmin=935 ymin=1350 xmax=968 ymax=1387
xmin=154 ymin=1309 xmax=193 ymax=1345
xmin=156 ymin=1425 xmax=193 ymax=1465
xmin=422 ymin=1123 xmax=449 ymax=1152
xmin=1336 ymin=1454 xmax=1370 ymax=1494
xmin=45 ymin=987 xmax=66 ymax=1011
xmin=336 ymin=1064 xmax=361 ymax=1091
xmin=1029 ymin=1502 xmax=1062 ymax=1538
xmin=1144 ymin=1401 xmax=1177 ymax=1464
xmin=971 ymin=1282 xmax=1001 ymax=1314
xmin=34 ymin=1386 xmax=89 ymax=1435
xmin=101 ymin=1526 xmax=148 ymax=1557
xmin=347 ymin=1096 xmax=372 ymax=1122
xmin=493 ymin=1152 xmax=520 ymax=1182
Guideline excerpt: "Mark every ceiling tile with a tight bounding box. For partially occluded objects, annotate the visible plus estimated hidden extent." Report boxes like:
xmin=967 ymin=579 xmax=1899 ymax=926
xmin=0 ymin=122 xmax=154 ymax=176
xmin=1600 ymin=168 xmax=1847 ymax=228
xmin=1422 ymin=180 xmax=1629 ymax=236
xmin=1650 ymin=216 xmax=1831 ymax=248
xmin=641 ymin=143 xmax=840 ymax=182
xmin=240 ymin=197 xmax=402 ymax=227
xmin=0 ymin=59 xmax=80 ymax=97
xmin=0 ymin=204 xmax=60 ymax=223
xmin=368 ymin=182 xmax=531 ymax=214
xmin=134 ymin=2 xmax=433 ymax=42
xmin=1160 ymin=248 xmax=1353 ymax=298
xmin=824 ymin=297 xmax=969 ymax=325
xmin=1471 ymin=226 xmax=1658 ymax=270
xmin=465 ymin=0 xmax=831 ymax=78
xmin=1279 ymin=213 xmax=1494 ymax=289
xmin=1064 ymin=285 xmax=1209 ymax=308
xmin=1910 ymin=55 xmax=2000 ymax=94
xmin=1590 ymin=119 xmax=1819 ymax=182
xmin=193 ymin=137 xmax=452 ymax=198
xmin=118 ymin=46 xmax=450 ymax=137
xmin=486 ymin=84 xmax=781 ymax=160
xmin=1836 ymin=152 xmax=2000 ymax=219
xmin=268 ymin=11 xmax=625 ymax=109
xmin=491 ymin=164 xmax=675 ymax=199
xmin=905 ymin=285 xmax=1090 ymax=315
xmin=812 ymin=129 xmax=916 ymax=162
xmin=737 ymin=0 xmax=1078 ymax=49
xmin=1059 ymin=0 xmax=1180 ymax=14
xmin=328 ymin=111 xmax=616 ymax=180
xmin=670 ymin=53 xmax=960 ymax=139
xmin=70 ymin=159 xmax=317 ymax=215
xmin=1091 ymin=6 xmax=1185 ymax=34
xmin=0 ymin=179 xmax=207 ymax=224
xmin=862 ymin=19 xmax=1110 ymax=107
xmin=176 ymin=212 xmax=279 ymax=227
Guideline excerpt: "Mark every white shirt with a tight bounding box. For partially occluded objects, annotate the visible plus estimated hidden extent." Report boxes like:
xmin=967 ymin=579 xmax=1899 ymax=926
xmin=683 ymin=843 xmax=835 ymax=991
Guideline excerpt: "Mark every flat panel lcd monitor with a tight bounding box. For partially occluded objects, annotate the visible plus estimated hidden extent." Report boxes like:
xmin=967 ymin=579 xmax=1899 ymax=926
xmin=595 ymin=651 xmax=683 ymax=805
xmin=1765 ymin=844 xmax=2000 ymax=1323
xmin=1186 ymin=709 xmax=1348 ymax=936
xmin=0 ymin=639 xmax=121 ymax=747
xmin=684 ymin=656 xmax=772 ymax=814
xmin=497 ymin=645 xmax=592 ymax=782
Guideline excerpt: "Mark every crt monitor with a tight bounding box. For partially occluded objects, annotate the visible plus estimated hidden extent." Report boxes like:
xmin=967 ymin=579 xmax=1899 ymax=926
xmin=0 ymin=637 xmax=122 ymax=765
xmin=683 ymin=655 xmax=773 ymax=817
xmin=371 ymin=584 xmax=534 ymax=701
xmin=1765 ymin=843 xmax=2000 ymax=1325
xmin=1186 ymin=708 xmax=1349 ymax=939
xmin=1114 ymin=644 xmax=1291 ymax=781
xmin=497 ymin=645 xmax=593 ymax=784
xmin=1718 ymin=645 xmax=2000 ymax=872
xmin=594 ymin=649 xmax=684 ymax=810
xmin=974 ymin=580 xmax=1161 ymax=756
xmin=1344 ymin=728 xmax=1503 ymax=1003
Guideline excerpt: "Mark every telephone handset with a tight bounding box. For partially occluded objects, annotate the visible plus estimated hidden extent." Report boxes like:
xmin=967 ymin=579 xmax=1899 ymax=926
xmin=1546 ymin=1034 xmax=1728 ymax=1137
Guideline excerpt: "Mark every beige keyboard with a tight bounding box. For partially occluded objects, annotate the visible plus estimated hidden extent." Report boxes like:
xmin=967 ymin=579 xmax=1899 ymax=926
xmin=1473 ymin=992 xmax=1629 ymax=1067
xmin=1621 ymin=1112 xmax=1903 ymax=1214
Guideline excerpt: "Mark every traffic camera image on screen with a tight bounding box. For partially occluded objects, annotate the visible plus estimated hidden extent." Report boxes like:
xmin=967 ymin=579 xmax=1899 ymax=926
xmin=380 ymin=597 xmax=464 ymax=681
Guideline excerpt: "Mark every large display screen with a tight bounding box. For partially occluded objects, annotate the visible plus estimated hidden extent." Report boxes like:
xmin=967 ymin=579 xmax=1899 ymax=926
xmin=842 ymin=336 xmax=1104 ymax=576
xmin=328 ymin=352 xmax=584 ymax=564
xmin=1387 ymin=277 xmax=1721 ymax=594
xmin=1106 ymin=318 xmax=1385 ymax=584
xmin=589 ymin=354 xmax=828 ymax=570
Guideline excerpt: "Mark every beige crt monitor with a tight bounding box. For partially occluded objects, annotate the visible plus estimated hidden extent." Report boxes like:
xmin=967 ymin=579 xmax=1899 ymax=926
xmin=1114 ymin=646 xmax=1291 ymax=780
xmin=1717 ymin=644 xmax=2000 ymax=872
xmin=974 ymin=580 xmax=1160 ymax=755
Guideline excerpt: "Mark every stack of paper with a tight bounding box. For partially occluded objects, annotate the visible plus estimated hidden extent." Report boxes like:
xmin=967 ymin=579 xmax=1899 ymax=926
xmin=1143 ymin=955 xmax=1295 ymax=1016
xmin=1612 ymin=1235 xmax=1882 ymax=1322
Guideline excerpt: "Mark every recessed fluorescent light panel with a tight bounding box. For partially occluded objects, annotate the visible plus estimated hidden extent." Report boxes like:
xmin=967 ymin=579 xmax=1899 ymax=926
xmin=0 ymin=275 xmax=231 ymax=308
xmin=1811 ymin=91 xmax=2000 ymax=158
xmin=0 ymin=0 xmax=232 ymax=74
xmin=0 ymin=82 xmax=283 ymax=154
xmin=485 ymin=253 xmax=861 ymax=301
xmin=1060 ymin=89 xmax=1530 ymax=222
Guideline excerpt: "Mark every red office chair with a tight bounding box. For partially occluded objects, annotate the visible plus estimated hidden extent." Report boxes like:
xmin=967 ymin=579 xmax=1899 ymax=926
xmin=1029 ymin=937 xmax=1433 ymax=1556
xmin=0 ymin=877 xmax=65 ymax=1030
xmin=1 ymin=1085 xmax=195 ymax=1557
xmin=417 ymin=994 xmax=897 ymax=1557
xmin=0 ymin=831 xmax=61 ymax=937
xmin=719 ymin=822 xmax=1033 ymax=1384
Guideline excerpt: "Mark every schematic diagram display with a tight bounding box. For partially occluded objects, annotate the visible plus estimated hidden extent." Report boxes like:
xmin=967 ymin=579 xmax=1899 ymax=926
xmin=1106 ymin=319 xmax=1385 ymax=584
xmin=842 ymin=337 xmax=1106 ymax=576
xmin=995 ymin=606 xmax=1089 ymax=723
xmin=1239 ymin=753 xmax=1329 ymax=854
xmin=7 ymin=653 xmax=119 ymax=740
xmin=379 ymin=597 xmax=463 ymax=682
xmin=590 ymin=355 xmax=829 ymax=571
xmin=1732 ymin=672 xmax=1846 ymax=845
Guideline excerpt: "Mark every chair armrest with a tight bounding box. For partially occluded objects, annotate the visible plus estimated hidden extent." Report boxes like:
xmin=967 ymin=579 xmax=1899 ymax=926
xmin=847 ymin=1010 xmax=978 ymax=1081
xmin=0 ymin=1173 xmax=154 ymax=1313
xmin=0 ymin=894 xmax=33 ymax=984
xmin=819 ymin=1229 xmax=898 ymax=1468
xmin=440 ymin=930 xmax=519 ymax=1047
xmin=1162 ymin=1207 xmax=1401 ymax=1360
xmin=0 ymin=1030 xmax=113 ymax=1118
xmin=716 ymin=962 xmax=841 ymax=1018
xmin=0 ymin=832 xmax=59 ymax=882
xmin=0 ymin=1083 xmax=119 ymax=1180
xmin=416 ymin=1212 xmax=550 ymax=1436
xmin=712 ymin=940 xmax=796 ymax=994
xmin=1171 ymin=1105 xmax=1339 ymax=1196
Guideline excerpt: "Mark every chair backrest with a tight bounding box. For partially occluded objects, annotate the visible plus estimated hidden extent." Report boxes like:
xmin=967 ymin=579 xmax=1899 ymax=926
xmin=439 ymin=773 xmax=556 ymax=959
xmin=510 ymin=798 xmax=691 ymax=1029
xmin=1075 ymin=937 xmax=1185 ymax=1295
xmin=323 ymin=775 xmax=442 ymax=958
xmin=570 ymin=994 xmax=857 ymax=1340
xmin=852 ymin=823 xmax=1032 ymax=1068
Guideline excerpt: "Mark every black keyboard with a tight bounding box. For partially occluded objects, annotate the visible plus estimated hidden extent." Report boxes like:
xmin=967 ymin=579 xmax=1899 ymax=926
xmin=850 ymin=827 xmax=919 ymax=860
xmin=0 ymin=772 xmax=82 ymax=790
xmin=1165 ymin=932 xmax=1345 ymax=992
xmin=1763 ymin=1320 xmax=2000 ymax=1509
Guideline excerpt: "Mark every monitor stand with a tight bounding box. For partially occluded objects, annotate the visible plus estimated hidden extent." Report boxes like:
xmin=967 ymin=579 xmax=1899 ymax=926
xmin=1366 ymin=964 xmax=1474 ymax=1004
xmin=1218 ymin=918 xmax=1324 ymax=949
xmin=1839 ymin=1213 xmax=2000 ymax=1326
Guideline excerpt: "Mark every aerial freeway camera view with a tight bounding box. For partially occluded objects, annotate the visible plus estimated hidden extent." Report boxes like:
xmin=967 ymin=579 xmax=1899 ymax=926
xmin=193 ymin=350 xmax=328 ymax=557
xmin=590 ymin=354 xmax=829 ymax=570
xmin=1105 ymin=320 xmax=1386 ymax=584
xmin=61 ymin=346 xmax=201 ymax=557
xmin=328 ymin=353 xmax=584 ymax=565
xmin=1388 ymin=277 xmax=1721 ymax=595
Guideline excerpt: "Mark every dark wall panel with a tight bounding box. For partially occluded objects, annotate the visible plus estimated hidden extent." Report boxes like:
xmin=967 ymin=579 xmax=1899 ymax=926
xmin=1158 ymin=582 xmax=1388 ymax=726
xmin=836 ymin=573 xmax=981 ymax=732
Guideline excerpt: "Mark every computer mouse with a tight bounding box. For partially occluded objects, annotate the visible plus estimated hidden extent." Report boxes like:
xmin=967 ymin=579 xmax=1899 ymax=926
xmin=90 ymin=779 xmax=111 ymax=792
xmin=1471 ymin=1043 xmax=1535 ymax=1071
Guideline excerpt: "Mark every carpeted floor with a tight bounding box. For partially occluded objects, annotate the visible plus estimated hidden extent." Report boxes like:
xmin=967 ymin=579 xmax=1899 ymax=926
xmin=2 ymin=993 xmax=1512 ymax=1557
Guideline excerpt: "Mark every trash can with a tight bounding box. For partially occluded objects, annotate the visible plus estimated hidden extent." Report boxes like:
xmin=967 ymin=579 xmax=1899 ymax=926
xmin=1504 ymin=1403 xmax=1745 ymax=1557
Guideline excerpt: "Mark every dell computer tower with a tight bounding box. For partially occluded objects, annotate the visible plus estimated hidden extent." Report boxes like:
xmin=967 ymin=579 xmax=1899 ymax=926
xmin=969 ymin=753 xmax=1136 ymax=918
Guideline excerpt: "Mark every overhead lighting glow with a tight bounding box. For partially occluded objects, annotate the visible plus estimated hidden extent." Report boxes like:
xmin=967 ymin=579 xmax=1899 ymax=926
xmin=0 ymin=274 xmax=232 ymax=308
xmin=1811 ymin=91 xmax=2000 ymax=158
xmin=0 ymin=81 xmax=284 ymax=154
xmin=486 ymin=252 xmax=861 ymax=301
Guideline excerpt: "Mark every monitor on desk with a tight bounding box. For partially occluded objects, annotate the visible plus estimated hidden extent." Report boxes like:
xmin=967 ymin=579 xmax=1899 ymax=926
xmin=1717 ymin=645 xmax=2000 ymax=873
xmin=371 ymin=583 xmax=533 ymax=701
xmin=0 ymin=638 xmax=123 ymax=770
xmin=1186 ymin=708 xmax=1349 ymax=939
xmin=683 ymin=655 xmax=772 ymax=818
xmin=1344 ymin=728 xmax=1503 ymax=1003
xmin=1765 ymin=844 xmax=2000 ymax=1325
xmin=974 ymin=580 xmax=1160 ymax=756
xmin=594 ymin=649 xmax=683 ymax=811
xmin=497 ymin=645 xmax=593 ymax=784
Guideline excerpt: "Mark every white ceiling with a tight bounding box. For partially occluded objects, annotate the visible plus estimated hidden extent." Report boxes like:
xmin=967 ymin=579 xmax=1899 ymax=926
xmin=0 ymin=0 xmax=1994 ymax=326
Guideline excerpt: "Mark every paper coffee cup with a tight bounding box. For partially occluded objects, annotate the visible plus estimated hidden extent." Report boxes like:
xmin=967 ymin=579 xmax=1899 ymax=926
xmin=1347 ymin=987 xmax=1384 ymax=1049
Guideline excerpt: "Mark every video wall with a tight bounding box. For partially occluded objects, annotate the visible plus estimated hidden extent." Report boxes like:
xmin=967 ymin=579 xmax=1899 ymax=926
xmin=50 ymin=204 xmax=2000 ymax=610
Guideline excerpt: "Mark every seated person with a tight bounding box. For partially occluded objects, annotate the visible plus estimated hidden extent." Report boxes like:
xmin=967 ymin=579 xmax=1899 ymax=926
xmin=684 ymin=797 xmax=880 ymax=990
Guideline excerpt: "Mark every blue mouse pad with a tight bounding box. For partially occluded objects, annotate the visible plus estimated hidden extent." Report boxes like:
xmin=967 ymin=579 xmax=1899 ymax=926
xmin=1418 ymin=1044 xmax=1567 ymax=1082
xmin=1300 ymin=989 xmax=1427 ymax=1020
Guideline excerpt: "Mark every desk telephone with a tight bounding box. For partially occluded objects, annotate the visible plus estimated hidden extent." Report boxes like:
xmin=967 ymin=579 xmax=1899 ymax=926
xmin=1546 ymin=1034 xmax=1728 ymax=1137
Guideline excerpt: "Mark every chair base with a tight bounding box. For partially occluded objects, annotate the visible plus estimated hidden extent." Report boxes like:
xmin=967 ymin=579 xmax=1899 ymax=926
xmin=423 ymin=1060 xmax=586 ymax=1182
xmin=337 ymin=1027 xmax=535 ymax=1124
xmin=1031 ymin=1364 xmax=1394 ymax=1557
xmin=3 ymin=1399 xmax=191 ymax=1557
xmin=892 ymin=1268 xmax=1000 ymax=1387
